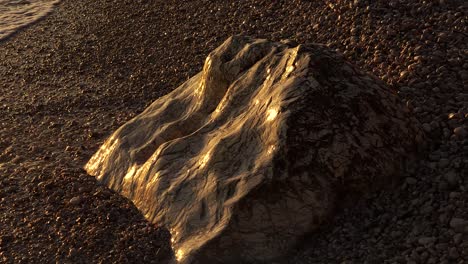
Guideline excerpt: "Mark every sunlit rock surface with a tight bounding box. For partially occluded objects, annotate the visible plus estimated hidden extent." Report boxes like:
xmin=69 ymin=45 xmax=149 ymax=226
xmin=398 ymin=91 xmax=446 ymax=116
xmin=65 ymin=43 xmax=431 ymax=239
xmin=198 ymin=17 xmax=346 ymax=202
xmin=85 ymin=36 xmax=424 ymax=263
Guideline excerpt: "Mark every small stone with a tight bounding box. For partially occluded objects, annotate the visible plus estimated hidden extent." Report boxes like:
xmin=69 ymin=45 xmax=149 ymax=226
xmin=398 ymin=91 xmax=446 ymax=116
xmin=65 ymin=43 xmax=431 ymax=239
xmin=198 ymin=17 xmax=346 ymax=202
xmin=439 ymin=151 xmax=449 ymax=158
xmin=406 ymin=177 xmax=417 ymax=185
xmin=429 ymin=153 xmax=441 ymax=161
xmin=438 ymin=181 xmax=449 ymax=191
xmin=68 ymin=248 xmax=77 ymax=257
xmin=88 ymin=131 xmax=100 ymax=139
xmin=453 ymin=126 xmax=467 ymax=138
xmin=428 ymin=162 xmax=438 ymax=170
xmin=420 ymin=251 xmax=429 ymax=261
xmin=448 ymin=247 xmax=459 ymax=260
xmin=453 ymin=233 xmax=463 ymax=244
xmin=443 ymin=128 xmax=451 ymax=138
xmin=418 ymin=236 xmax=436 ymax=245
xmin=450 ymin=218 xmax=468 ymax=233
xmin=69 ymin=196 xmax=82 ymax=206
xmin=422 ymin=123 xmax=432 ymax=133
xmin=0 ymin=235 xmax=12 ymax=246
xmin=391 ymin=231 xmax=403 ymax=238
xmin=420 ymin=205 xmax=433 ymax=215
xmin=435 ymin=243 xmax=449 ymax=251
xmin=445 ymin=171 xmax=459 ymax=187
xmin=448 ymin=112 xmax=459 ymax=119
xmin=11 ymin=155 xmax=22 ymax=163
xmin=409 ymin=249 xmax=420 ymax=261
xmin=400 ymin=71 xmax=409 ymax=79
xmin=439 ymin=158 xmax=450 ymax=168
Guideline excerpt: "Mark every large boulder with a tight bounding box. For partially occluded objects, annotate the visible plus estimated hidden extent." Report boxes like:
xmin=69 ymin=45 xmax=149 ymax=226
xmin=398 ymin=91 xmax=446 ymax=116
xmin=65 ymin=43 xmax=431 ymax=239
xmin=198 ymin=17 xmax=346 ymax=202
xmin=85 ymin=36 xmax=424 ymax=263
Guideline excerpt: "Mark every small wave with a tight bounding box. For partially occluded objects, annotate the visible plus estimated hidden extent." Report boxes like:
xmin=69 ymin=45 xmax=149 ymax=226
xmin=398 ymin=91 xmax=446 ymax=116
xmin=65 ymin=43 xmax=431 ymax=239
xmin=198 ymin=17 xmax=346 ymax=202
xmin=0 ymin=0 xmax=60 ymax=42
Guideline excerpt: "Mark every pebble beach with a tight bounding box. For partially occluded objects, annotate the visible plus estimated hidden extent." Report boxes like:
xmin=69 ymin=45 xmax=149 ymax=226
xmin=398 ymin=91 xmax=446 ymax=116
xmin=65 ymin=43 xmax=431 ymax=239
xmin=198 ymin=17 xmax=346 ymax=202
xmin=0 ymin=0 xmax=467 ymax=263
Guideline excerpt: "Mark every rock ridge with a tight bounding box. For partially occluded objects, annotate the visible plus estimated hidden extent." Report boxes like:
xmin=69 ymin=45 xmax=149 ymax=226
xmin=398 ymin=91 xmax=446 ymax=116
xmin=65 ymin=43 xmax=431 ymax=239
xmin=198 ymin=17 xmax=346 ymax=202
xmin=85 ymin=36 xmax=424 ymax=263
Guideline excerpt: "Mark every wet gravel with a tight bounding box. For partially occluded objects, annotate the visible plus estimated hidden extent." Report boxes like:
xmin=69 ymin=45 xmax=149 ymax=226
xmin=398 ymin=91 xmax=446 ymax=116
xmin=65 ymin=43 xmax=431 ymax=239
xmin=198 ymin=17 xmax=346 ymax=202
xmin=0 ymin=0 xmax=467 ymax=263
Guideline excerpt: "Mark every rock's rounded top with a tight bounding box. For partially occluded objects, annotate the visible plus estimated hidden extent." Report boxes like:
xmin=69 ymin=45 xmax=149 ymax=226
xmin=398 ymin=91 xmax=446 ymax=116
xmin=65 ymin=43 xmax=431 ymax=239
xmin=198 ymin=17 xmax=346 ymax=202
xmin=85 ymin=36 xmax=424 ymax=263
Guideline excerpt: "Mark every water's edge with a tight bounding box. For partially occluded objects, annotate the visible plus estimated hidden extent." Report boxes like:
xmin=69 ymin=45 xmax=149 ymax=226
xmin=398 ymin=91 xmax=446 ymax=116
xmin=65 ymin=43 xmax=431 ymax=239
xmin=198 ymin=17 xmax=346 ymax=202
xmin=0 ymin=0 xmax=61 ymax=42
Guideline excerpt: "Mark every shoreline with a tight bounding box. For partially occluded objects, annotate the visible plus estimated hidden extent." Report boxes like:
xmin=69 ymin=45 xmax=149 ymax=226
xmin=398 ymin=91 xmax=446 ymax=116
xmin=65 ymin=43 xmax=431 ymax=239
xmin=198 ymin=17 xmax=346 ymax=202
xmin=1 ymin=0 xmax=467 ymax=263
xmin=0 ymin=0 xmax=61 ymax=43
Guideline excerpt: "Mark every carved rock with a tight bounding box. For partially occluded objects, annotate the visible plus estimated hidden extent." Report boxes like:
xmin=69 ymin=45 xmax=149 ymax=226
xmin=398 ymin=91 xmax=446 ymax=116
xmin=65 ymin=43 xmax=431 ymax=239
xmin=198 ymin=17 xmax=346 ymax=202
xmin=85 ymin=36 xmax=424 ymax=263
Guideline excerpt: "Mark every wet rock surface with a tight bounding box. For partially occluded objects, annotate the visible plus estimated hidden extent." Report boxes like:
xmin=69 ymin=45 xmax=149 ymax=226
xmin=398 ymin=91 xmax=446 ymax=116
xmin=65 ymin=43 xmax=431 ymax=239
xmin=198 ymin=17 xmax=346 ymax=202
xmin=86 ymin=36 xmax=423 ymax=263
xmin=0 ymin=0 xmax=467 ymax=263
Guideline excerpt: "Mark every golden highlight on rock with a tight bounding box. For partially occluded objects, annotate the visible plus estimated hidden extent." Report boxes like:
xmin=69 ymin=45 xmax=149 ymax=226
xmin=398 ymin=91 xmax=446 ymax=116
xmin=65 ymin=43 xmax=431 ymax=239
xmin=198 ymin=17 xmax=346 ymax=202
xmin=85 ymin=36 xmax=424 ymax=263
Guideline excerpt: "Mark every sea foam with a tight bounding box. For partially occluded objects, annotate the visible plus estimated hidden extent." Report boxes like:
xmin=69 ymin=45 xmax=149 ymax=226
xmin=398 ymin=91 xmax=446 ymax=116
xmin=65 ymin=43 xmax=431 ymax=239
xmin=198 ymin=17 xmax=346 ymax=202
xmin=0 ymin=0 xmax=60 ymax=41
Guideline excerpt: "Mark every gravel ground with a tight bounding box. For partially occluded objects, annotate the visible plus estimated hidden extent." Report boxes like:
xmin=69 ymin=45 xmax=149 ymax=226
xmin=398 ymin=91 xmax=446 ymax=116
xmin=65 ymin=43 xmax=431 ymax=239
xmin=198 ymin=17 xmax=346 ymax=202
xmin=0 ymin=0 xmax=467 ymax=263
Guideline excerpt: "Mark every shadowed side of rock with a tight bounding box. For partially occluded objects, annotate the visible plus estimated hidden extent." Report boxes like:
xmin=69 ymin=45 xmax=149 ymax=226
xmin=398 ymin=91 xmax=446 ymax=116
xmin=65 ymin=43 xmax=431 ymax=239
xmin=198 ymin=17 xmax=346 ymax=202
xmin=85 ymin=36 xmax=424 ymax=263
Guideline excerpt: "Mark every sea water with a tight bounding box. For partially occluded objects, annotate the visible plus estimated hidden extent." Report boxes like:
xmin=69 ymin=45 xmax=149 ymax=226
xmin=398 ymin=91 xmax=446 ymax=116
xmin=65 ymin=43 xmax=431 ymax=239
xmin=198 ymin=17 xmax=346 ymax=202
xmin=0 ymin=0 xmax=60 ymax=41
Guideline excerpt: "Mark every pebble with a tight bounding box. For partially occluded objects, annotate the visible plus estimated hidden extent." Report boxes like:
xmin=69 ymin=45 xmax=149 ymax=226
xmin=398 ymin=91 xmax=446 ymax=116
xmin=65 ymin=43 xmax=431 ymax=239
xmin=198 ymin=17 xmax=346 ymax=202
xmin=422 ymin=123 xmax=432 ymax=133
xmin=0 ymin=235 xmax=12 ymax=246
xmin=10 ymin=155 xmax=22 ymax=163
xmin=443 ymin=128 xmax=451 ymax=138
xmin=413 ymin=107 xmax=422 ymax=113
xmin=78 ymin=187 xmax=88 ymax=193
xmin=68 ymin=196 xmax=82 ymax=206
xmin=448 ymin=247 xmax=459 ymax=260
xmin=449 ymin=192 xmax=460 ymax=199
xmin=435 ymin=243 xmax=449 ymax=251
xmin=420 ymin=251 xmax=429 ymax=262
xmin=183 ymin=36 xmax=193 ymax=42
xmin=391 ymin=231 xmax=403 ymax=238
xmin=453 ymin=233 xmax=463 ymax=244
xmin=438 ymin=158 xmax=450 ymax=168
xmin=418 ymin=236 xmax=436 ymax=245
xmin=400 ymin=70 xmax=409 ymax=79
xmin=453 ymin=127 xmax=466 ymax=139
xmin=406 ymin=177 xmax=417 ymax=185
xmin=438 ymin=181 xmax=449 ymax=191
xmin=449 ymin=218 xmax=468 ymax=233
xmin=445 ymin=171 xmax=459 ymax=188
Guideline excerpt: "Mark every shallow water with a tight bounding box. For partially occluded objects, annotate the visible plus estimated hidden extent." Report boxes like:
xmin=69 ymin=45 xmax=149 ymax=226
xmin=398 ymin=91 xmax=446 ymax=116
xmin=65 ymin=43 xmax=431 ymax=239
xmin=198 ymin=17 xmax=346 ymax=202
xmin=0 ymin=0 xmax=60 ymax=41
